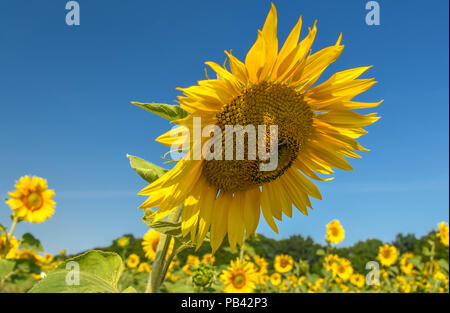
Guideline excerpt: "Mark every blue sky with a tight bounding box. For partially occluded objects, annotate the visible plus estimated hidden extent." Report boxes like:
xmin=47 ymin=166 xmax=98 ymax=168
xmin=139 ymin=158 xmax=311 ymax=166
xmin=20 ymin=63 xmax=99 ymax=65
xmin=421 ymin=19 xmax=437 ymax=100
xmin=0 ymin=0 xmax=448 ymax=255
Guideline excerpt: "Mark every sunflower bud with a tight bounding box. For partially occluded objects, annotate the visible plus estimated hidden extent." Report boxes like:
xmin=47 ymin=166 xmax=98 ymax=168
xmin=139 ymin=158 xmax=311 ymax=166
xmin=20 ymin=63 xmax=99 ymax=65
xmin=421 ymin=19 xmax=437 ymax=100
xmin=192 ymin=264 xmax=215 ymax=288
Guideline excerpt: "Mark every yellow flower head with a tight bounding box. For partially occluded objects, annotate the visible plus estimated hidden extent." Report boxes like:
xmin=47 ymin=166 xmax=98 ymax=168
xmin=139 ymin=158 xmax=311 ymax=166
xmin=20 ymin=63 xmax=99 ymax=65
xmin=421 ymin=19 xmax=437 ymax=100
xmin=253 ymin=255 xmax=269 ymax=275
xmin=186 ymin=255 xmax=200 ymax=266
xmin=202 ymin=253 xmax=215 ymax=265
xmin=324 ymin=253 xmax=340 ymax=271
xmin=377 ymin=244 xmax=398 ymax=267
xmin=141 ymin=229 xmax=174 ymax=261
xmin=274 ymin=254 xmax=294 ymax=273
xmin=437 ymin=222 xmax=449 ymax=247
xmin=326 ymin=219 xmax=345 ymax=244
xmin=6 ymin=176 xmax=55 ymax=223
xmin=350 ymin=273 xmax=365 ymax=288
xmin=400 ymin=252 xmax=415 ymax=275
xmin=117 ymin=236 xmax=130 ymax=248
xmin=182 ymin=264 xmax=194 ymax=276
xmin=331 ymin=257 xmax=353 ymax=281
xmin=137 ymin=3 xmax=381 ymax=253
xmin=270 ymin=272 xmax=282 ymax=286
xmin=0 ymin=234 xmax=19 ymax=259
xmin=137 ymin=262 xmax=151 ymax=273
xmin=126 ymin=254 xmax=140 ymax=268
xmin=220 ymin=258 xmax=258 ymax=293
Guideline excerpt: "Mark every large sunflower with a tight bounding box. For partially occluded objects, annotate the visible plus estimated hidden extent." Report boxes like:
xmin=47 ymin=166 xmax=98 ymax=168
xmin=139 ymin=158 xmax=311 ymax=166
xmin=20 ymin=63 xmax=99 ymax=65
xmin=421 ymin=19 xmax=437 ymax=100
xmin=138 ymin=4 xmax=381 ymax=252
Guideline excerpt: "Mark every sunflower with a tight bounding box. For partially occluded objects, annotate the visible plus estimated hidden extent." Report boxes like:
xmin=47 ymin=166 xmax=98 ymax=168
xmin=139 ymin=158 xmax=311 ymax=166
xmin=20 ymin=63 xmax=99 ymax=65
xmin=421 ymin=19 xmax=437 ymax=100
xmin=186 ymin=255 xmax=200 ymax=266
xmin=117 ymin=236 xmax=130 ymax=248
xmin=377 ymin=244 xmax=398 ymax=267
xmin=0 ymin=234 xmax=19 ymax=259
xmin=202 ymin=253 xmax=215 ymax=265
xmin=323 ymin=253 xmax=339 ymax=271
xmin=6 ymin=176 xmax=55 ymax=223
xmin=350 ymin=273 xmax=365 ymax=288
xmin=126 ymin=254 xmax=140 ymax=268
xmin=220 ymin=258 xmax=258 ymax=293
xmin=331 ymin=257 xmax=353 ymax=281
xmin=138 ymin=3 xmax=381 ymax=252
xmin=437 ymin=222 xmax=449 ymax=247
xmin=270 ymin=272 xmax=282 ymax=286
xmin=253 ymin=255 xmax=269 ymax=275
xmin=142 ymin=229 xmax=174 ymax=260
xmin=137 ymin=262 xmax=152 ymax=273
xmin=400 ymin=252 xmax=415 ymax=275
xmin=274 ymin=254 xmax=294 ymax=273
xmin=326 ymin=219 xmax=345 ymax=244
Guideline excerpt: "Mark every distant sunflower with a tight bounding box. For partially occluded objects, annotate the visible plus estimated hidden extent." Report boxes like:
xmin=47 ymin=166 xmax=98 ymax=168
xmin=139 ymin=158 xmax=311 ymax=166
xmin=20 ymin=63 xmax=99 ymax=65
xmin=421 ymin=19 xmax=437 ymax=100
xmin=270 ymin=272 xmax=282 ymax=286
xmin=437 ymin=222 xmax=449 ymax=247
xmin=326 ymin=219 xmax=345 ymax=244
xmin=127 ymin=254 xmax=140 ymax=268
xmin=331 ymin=257 xmax=353 ymax=281
xmin=6 ymin=176 xmax=55 ymax=223
xmin=400 ymin=252 xmax=415 ymax=275
xmin=350 ymin=273 xmax=365 ymax=288
xmin=377 ymin=244 xmax=398 ymax=267
xmin=202 ymin=253 xmax=215 ymax=265
xmin=137 ymin=262 xmax=152 ymax=273
xmin=274 ymin=254 xmax=294 ymax=273
xmin=142 ymin=229 xmax=174 ymax=260
xmin=220 ymin=258 xmax=258 ymax=293
xmin=138 ymin=3 xmax=381 ymax=252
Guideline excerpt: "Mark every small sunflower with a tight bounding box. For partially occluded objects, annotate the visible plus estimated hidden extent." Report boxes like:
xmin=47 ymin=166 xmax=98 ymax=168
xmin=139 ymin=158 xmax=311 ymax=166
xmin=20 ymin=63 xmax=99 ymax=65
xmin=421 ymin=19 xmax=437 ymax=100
xmin=186 ymin=255 xmax=200 ymax=266
xmin=0 ymin=234 xmax=19 ymax=259
xmin=331 ymin=257 xmax=353 ymax=281
xmin=253 ymin=255 xmax=269 ymax=275
xmin=323 ymin=253 xmax=340 ymax=271
xmin=126 ymin=254 xmax=140 ymax=268
xmin=6 ymin=176 xmax=55 ymax=223
xmin=220 ymin=258 xmax=258 ymax=293
xmin=274 ymin=254 xmax=294 ymax=273
xmin=350 ymin=273 xmax=365 ymax=288
xmin=437 ymin=222 xmax=449 ymax=247
xmin=117 ymin=236 xmax=130 ymax=248
xmin=137 ymin=3 xmax=381 ymax=252
xmin=269 ymin=272 xmax=282 ymax=286
xmin=137 ymin=262 xmax=152 ymax=273
xmin=202 ymin=253 xmax=215 ymax=265
xmin=326 ymin=219 xmax=345 ymax=244
xmin=400 ymin=252 xmax=415 ymax=275
xmin=377 ymin=244 xmax=398 ymax=267
xmin=141 ymin=229 xmax=174 ymax=260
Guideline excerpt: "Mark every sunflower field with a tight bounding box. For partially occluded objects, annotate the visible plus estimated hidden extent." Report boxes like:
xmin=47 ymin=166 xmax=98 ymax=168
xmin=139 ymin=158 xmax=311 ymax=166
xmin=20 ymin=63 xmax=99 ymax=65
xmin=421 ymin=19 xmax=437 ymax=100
xmin=0 ymin=3 xmax=449 ymax=295
xmin=0 ymin=180 xmax=448 ymax=293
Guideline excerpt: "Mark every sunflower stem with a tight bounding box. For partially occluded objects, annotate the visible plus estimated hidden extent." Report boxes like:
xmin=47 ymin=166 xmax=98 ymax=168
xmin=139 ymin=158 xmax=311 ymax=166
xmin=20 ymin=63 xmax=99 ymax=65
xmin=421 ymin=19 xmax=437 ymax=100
xmin=2 ymin=216 xmax=19 ymax=258
xmin=145 ymin=205 xmax=182 ymax=293
xmin=239 ymin=232 xmax=246 ymax=261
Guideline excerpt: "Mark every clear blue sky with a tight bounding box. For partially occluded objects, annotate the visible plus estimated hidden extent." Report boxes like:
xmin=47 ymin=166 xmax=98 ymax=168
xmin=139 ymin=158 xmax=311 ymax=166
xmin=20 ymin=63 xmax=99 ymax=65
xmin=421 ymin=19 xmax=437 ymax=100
xmin=0 ymin=0 xmax=448 ymax=255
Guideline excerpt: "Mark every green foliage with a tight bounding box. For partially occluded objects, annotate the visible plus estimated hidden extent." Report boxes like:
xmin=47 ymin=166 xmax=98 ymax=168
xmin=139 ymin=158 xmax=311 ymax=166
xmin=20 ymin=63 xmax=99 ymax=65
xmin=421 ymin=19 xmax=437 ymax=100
xmin=29 ymin=250 xmax=124 ymax=293
xmin=127 ymin=154 xmax=168 ymax=184
xmin=20 ymin=233 xmax=44 ymax=252
xmin=131 ymin=102 xmax=188 ymax=122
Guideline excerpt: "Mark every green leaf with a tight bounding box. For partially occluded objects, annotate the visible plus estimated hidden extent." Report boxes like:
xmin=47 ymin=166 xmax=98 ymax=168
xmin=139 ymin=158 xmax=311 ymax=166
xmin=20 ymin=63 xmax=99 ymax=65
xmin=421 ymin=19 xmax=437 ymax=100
xmin=422 ymin=246 xmax=431 ymax=256
xmin=127 ymin=154 xmax=168 ymax=184
xmin=15 ymin=259 xmax=41 ymax=274
xmin=0 ymin=259 xmax=16 ymax=278
xmin=316 ymin=249 xmax=325 ymax=256
xmin=0 ymin=223 xmax=6 ymax=235
xmin=121 ymin=286 xmax=137 ymax=293
xmin=20 ymin=233 xmax=44 ymax=252
xmin=29 ymin=250 xmax=123 ymax=293
xmin=131 ymin=102 xmax=188 ymax=122
xmin=438 ymin=259 xmax=449 ymax=273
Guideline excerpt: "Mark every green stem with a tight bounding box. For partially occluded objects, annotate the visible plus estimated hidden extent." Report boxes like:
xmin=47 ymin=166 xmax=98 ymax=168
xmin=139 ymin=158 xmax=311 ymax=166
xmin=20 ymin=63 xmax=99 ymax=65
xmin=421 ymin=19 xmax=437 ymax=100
xmin=145 ymin=205 xmax=183 ymax=293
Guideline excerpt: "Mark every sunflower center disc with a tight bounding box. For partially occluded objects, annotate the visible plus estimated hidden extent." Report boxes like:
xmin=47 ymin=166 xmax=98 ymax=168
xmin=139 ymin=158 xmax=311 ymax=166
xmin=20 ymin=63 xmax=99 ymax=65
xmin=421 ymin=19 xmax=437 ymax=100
xmin=26 ymin=192 xmax=42 ymax=209
xmin=203 ymin=82 xmax=313 ymax=193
